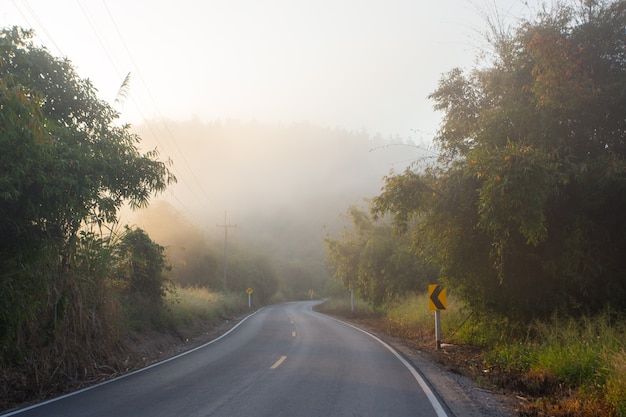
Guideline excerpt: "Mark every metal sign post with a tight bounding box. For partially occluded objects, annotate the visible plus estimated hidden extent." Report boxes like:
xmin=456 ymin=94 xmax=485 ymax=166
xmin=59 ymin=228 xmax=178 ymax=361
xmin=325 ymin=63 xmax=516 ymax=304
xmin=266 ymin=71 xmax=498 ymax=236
xmin=246 ymin=288 xmax=253 ymax=308
xmin=435 ymin=310 xmax=442 ymax=350
xmin=350 ymin=289 xmax=354 ymax=314
xmin=428 ymin=284 xmax=447 ymax=350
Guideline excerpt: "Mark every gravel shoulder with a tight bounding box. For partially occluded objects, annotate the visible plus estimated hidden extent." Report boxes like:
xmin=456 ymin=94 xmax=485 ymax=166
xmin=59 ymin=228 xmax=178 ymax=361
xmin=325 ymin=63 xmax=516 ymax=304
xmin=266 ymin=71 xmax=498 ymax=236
xmin=384 ymin=337 xmax=520 ymax=417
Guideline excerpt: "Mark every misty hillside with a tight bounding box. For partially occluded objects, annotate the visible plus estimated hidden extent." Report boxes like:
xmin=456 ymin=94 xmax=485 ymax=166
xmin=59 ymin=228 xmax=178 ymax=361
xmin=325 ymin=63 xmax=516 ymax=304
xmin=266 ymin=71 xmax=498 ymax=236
xmin=129 ymin=119 xmax=433 ymax=292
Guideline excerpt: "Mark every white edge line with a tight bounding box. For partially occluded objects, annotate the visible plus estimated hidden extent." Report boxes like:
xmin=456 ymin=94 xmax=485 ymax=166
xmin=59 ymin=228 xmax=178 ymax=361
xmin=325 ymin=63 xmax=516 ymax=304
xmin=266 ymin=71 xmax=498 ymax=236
xmin=311 ymin=306 xmax=449 ymax=417
xmin=1 ymin=308 xmax=266 ymax=417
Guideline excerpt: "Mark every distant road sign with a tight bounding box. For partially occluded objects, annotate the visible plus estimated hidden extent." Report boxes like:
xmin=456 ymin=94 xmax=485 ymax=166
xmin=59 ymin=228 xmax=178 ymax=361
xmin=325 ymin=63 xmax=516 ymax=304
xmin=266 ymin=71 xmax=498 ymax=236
xmin=246 ymin=288 xmax=253 ymax=295
xmin=428 ymin=284 xmax=446 ymax=310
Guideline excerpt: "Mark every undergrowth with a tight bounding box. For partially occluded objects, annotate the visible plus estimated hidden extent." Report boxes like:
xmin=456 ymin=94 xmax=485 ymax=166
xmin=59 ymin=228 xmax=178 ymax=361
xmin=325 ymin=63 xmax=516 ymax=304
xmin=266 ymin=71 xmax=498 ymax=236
xmin=470 ymin=312 xmax=625 ymax=414
xmin=165 ymin=287 xmax=244 ymax=329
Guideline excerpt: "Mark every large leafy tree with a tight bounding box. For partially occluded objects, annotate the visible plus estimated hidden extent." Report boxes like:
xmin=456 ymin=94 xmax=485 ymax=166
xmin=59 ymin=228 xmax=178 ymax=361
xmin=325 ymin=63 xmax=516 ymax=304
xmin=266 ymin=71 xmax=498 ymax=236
xmin=0 ymin=27 xmax=175 ymax=252
xmin=373 ymin=1 xmax=626 ymax=319
xmin=0 ymin=27 xmax=175 ymax=352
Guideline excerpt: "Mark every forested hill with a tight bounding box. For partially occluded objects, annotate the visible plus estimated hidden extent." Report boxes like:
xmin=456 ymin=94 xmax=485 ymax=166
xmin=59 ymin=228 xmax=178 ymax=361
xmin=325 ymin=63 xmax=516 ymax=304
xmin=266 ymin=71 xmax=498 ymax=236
xmin=129 ymin=120 xmax=433 ymax=295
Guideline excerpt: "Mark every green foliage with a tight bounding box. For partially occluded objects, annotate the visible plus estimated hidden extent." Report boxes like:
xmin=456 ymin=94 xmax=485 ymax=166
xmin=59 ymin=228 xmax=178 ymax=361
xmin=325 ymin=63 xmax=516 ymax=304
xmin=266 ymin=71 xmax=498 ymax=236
xmin=483 ymin=311 xmax=626 ymax=415
xmin=486 ymin=342 xmax=537 ymax=374
xmin=225 ymin=251 xmax=279 ymax=305
xmin=115 ymin=227 xmax=171 ymax=301
xmin=530 ymin=314 xmax=622 ymax=388
xmin=325 ymin=206 xmax=438 ymax=307
xmin=0 ymin=27 xmax=175 ymax=245
xmin=373 ymin=1 xmax=626 ymax=319
xmin=0 ymin=26 xmax=175 ymax=358
xmin=114 ymin=226 xmax=172 ymax=330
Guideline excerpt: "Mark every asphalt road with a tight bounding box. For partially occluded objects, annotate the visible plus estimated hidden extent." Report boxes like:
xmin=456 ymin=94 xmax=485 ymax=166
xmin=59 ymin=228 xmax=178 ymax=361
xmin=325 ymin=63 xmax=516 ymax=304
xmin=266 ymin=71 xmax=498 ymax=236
xmin=4 ymin=301 xmax=448 ymax=417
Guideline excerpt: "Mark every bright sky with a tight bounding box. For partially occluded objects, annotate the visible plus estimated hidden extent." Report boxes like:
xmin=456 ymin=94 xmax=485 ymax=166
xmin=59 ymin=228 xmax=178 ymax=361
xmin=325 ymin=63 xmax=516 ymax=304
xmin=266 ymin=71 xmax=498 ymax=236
xmin=2 ymin=0 xmax=542 ymax=139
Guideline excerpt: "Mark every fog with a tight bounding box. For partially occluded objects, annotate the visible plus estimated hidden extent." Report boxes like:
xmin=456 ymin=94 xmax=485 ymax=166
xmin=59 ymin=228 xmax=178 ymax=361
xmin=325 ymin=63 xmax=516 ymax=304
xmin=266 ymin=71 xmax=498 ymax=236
xmin=127 ymin=119 xmax=434 ymax=296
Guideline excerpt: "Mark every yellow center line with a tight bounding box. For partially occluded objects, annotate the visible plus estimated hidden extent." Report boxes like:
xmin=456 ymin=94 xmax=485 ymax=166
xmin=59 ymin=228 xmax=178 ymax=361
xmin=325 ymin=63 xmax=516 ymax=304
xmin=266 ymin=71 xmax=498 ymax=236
xmin=270 ymin=355 xmax=287 ymax=369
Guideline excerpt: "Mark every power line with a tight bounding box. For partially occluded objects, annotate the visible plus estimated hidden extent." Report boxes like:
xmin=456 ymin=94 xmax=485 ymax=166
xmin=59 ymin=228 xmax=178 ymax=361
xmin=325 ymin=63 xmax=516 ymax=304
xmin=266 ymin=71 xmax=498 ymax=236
xmin=13 ymin=1 xmax=223 ymax=222
xmin=76 ymin=0 xmax=121 ymax=78
xmin=75 ymin=1 xmax=209 ymax=216
xmin=75 ymin=1 xmax=220 ymax=217
xmin=101 ymin=0 xmax=219 ymax=211
xmin=12 ymin=0 xmax=64 ymax=55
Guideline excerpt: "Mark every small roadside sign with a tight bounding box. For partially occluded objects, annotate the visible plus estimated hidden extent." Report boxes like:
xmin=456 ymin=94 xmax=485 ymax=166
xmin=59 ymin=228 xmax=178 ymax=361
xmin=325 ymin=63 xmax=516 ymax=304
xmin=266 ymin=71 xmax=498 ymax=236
xmin=428 ymin=284 xmax=446 ymax=310
xmin=246 ymin=288 xmax=253 ymax=308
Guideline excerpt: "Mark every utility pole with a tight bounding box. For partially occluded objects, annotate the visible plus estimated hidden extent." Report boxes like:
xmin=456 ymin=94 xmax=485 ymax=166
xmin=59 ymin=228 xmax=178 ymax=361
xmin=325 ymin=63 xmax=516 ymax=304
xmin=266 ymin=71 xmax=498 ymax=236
xmin=216 ymin=212 xmax=236 ymax=291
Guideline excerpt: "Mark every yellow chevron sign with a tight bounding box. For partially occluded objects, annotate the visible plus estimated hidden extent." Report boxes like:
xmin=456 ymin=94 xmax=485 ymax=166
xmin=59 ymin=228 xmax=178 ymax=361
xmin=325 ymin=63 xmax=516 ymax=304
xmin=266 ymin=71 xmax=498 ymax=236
xmin=428 ymin=284 xmax=446 ymax=310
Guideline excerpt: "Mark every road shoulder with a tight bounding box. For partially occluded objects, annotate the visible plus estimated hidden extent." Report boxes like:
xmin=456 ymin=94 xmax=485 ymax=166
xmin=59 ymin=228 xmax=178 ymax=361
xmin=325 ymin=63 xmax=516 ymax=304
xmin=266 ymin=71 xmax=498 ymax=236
xmin=388 ymin=337 xmax=519 ymax=417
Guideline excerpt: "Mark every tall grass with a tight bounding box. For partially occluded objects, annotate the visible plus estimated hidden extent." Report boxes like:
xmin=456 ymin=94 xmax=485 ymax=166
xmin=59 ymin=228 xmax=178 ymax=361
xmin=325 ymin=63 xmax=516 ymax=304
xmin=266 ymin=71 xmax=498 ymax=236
xmin=385 ymin=292 xmax=467 ymax=342
xmin=165 ymin=287 xmax=244 ymax=330
xmin=319 ymin=292 xmax=467 ymax=343
xmin=479 ymin=311 xmax=626 ymax=416
xmin=605 ymin=349 xmax=626 ymax=417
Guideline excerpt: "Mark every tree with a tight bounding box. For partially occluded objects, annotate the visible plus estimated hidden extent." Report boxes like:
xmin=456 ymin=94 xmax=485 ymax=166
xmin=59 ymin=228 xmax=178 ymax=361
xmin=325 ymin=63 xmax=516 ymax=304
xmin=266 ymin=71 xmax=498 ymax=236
xmin=325 ymin=206 xmax=437 ymax=306
xmin=0 ymin=27 xmax=175 ymax=355
xmin=114 ymin=227 xmax=171 ymax=328
xmin=373 ymin=1 xmax=626 ymax=319
xmin=215 ymin=250 xmax=276 ymax=304
xmin=115 ymin=227 xmax=170 ymax=301
xmin=0 ymin=27 xmax=175 ymax=251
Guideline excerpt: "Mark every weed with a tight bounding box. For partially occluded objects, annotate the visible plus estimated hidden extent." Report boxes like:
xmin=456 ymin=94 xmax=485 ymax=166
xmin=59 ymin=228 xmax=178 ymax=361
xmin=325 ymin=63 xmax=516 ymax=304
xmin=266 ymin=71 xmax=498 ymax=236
xmin=605 ymin=350 xmax=626 ymax=417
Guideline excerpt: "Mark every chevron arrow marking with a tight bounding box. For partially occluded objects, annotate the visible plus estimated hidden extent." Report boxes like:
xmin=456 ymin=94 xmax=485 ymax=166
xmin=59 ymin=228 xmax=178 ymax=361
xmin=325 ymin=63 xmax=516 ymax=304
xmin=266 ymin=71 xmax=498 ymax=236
xmin=428 ymin=284 xmax=447 ymax=310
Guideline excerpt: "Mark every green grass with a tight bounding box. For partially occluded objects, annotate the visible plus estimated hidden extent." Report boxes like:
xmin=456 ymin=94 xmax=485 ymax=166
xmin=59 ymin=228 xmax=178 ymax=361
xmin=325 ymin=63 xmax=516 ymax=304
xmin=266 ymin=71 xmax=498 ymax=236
xmin=481 ymin=311 xmax=626 ymax=416
xmin=605 ymin=349 xmax=626 ymax=417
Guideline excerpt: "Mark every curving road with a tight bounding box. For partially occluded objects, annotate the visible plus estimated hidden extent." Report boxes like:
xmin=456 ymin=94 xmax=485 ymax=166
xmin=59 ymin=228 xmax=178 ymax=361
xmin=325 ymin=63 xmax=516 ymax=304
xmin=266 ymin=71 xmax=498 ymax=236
xmin=4 ymin=301 xmax=448 ymax=417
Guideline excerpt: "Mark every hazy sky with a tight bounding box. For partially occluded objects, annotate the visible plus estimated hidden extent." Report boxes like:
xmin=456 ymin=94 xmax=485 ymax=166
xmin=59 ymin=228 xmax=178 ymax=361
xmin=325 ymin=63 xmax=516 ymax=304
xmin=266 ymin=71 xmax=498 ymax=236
xmin=2 ymin=0 xmax=542 ymax=139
